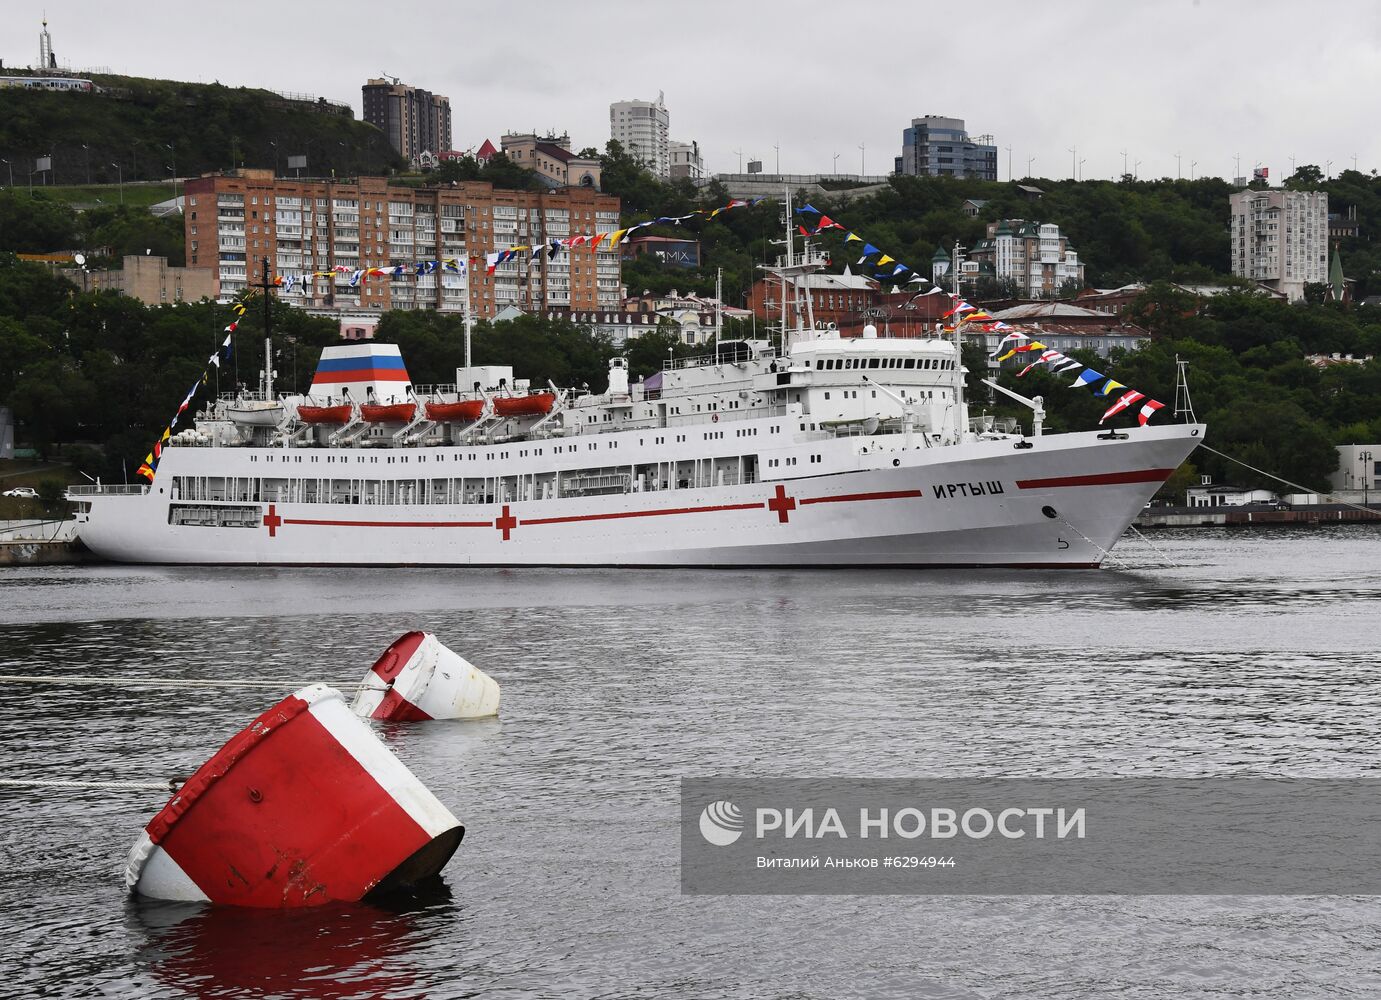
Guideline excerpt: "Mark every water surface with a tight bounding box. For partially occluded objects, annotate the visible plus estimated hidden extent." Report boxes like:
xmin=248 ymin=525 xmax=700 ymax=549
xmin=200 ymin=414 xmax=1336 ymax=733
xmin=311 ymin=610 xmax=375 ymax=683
xmin=2 ymin=526 xmax=1379 ymax=998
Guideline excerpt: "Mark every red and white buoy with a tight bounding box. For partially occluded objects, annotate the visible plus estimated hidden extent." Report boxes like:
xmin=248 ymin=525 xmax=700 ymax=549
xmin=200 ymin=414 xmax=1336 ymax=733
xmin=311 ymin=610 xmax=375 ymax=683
xmin=351 ymin=631 xmax=501 ymax=722
xmin=126 ymin=684 xmax=463 ymax=907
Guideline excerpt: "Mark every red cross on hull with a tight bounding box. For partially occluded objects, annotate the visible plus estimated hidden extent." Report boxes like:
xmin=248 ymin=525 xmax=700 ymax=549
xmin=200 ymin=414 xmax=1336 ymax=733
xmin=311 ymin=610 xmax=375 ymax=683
xmin=495 ymin=505 xmax=517 ymax=541
xmin=767 ymin=484 xmax=797 ymax=524
xmin=264 ymin=504 xmax=283 ymax=537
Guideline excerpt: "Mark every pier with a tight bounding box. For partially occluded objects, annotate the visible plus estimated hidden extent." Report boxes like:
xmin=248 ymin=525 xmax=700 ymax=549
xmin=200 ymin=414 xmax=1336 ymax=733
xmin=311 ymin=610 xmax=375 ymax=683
xmin=0 ymin=520 xmax=91 ymax=565
xmin=1136 ymin=503 xmax=1381 ymax=529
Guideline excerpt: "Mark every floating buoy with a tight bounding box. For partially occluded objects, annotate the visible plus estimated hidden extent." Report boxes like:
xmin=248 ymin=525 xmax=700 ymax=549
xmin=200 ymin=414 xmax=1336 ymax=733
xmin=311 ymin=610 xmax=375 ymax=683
xmin=126 ymin=684 xmax=463 ymax=908
xmin=351 ymin=631 xmax=501 ymax=722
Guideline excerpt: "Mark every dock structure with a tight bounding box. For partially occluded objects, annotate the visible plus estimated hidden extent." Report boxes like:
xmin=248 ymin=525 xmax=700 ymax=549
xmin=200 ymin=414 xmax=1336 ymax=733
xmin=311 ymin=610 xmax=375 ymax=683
xmin=1137 ymin=504 xmax=1381 ymax=529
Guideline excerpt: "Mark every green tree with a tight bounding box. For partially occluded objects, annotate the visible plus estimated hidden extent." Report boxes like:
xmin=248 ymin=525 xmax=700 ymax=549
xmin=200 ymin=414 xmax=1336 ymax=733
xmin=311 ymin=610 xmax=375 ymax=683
xmin=1284 ymin=165 xmax=1325 ymax=190
xmin=0 ymin=192 xmax=78 ymax=252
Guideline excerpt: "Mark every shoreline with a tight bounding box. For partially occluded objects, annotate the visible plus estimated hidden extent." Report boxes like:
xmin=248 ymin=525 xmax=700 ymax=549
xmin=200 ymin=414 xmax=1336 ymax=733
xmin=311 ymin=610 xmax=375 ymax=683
xmin=1136 ymin=503 xmax=1381 ymax=529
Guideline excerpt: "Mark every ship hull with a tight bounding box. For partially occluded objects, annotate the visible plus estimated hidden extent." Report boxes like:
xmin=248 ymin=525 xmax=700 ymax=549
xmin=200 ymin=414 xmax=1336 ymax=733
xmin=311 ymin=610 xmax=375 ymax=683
xmin=75 ymin=424 xmax=1202 ymax=568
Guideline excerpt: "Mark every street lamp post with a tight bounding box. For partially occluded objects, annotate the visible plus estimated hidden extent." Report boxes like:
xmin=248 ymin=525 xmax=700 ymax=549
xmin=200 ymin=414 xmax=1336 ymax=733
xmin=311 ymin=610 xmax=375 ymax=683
xmin=1361 ymin=451 xmax=1373 ymax=506
xmin=110 ymin=162 xmax=124 ymax=204
xmin=166 ymin=143 xmax=177 ymax=204
xmin=82 ymin=143 xmax=90 ymax=184
xmin=1 ymin=158 xmax=11 ymax=188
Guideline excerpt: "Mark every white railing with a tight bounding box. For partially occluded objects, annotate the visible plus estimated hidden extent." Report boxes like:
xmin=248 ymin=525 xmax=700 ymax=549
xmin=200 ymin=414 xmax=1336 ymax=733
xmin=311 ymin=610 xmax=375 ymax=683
xmin=665 ymin=404 xmax=787 ymax=428
xmin=66 ymin=484 xmax=149 ymax=497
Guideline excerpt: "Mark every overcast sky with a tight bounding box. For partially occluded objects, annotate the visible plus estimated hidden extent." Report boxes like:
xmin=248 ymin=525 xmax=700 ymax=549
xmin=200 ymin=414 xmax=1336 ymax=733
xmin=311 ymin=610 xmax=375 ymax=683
xmin=5 ymin=0 xmax=1380 ymax=183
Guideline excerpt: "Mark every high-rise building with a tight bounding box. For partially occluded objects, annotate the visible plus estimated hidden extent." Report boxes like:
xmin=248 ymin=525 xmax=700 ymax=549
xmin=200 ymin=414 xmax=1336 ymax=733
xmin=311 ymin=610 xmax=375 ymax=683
xmin=362 ymin=79 xmax=452 ymax=165
xmin=1229 ymin=188 xmax=1328 ymax=302
xmin=894 ymin=116 xmax=997 ymax=180
xmin=183 ymin=170 xmax=621 ymax=317
xmin=610 ymin=93 xmax=671 ymax=177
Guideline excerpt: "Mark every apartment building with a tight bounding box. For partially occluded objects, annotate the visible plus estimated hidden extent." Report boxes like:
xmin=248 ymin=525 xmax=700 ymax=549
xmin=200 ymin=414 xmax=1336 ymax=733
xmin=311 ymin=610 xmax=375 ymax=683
xmin=669 ymin=140 xmax=705 ymax=180
xmin=610 ymin=93 xmax=671 ymax=176
xmin=362 ymin=78 xmax=452 ymax=164
xmin=1229 ymin=189 xmax=1328 ymax=301
xmin=967 ymin=219 xmax=1084 ymax=296
xmin=894 ymin=116 xmax=998 ymax=180
xmin=182 ymin=170 xmax=622 ymax=319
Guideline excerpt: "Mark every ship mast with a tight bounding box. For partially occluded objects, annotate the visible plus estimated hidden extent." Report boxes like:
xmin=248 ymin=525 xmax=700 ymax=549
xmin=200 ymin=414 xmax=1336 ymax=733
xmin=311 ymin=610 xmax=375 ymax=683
xmin=758 ymin=187 xmax=826 ymax=355
xmin=780 ymin=187 xmax=791 ymax=354
xmin=252 ymin=256 xmax=276 ymax=400
xmin=950 ymin=241 xmax=968 ymax=441
xmin=464 ymin=269 xmax=473 ymax=371
xmin=714 ymin=266 xmax=723 ymax=356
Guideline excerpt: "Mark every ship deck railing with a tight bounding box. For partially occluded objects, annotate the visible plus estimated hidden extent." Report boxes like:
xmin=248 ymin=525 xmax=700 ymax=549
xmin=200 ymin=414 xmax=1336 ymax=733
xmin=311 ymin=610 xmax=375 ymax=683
xmin=665 ymin=404 xmax=789 ymax=428
xmin=66 ymin=484 xmax=150 ymax=497
xmin=665 ymin=345 xmax=777 ymax=371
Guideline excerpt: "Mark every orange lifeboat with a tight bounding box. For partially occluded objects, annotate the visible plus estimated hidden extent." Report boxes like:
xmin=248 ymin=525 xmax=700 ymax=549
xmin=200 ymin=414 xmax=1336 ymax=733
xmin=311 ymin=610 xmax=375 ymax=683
xmin=361 ymin=402 xmax=417 ymax=423
xmin=493 ymin=391 xmax=556 ymax=417
xmin=425 ymin=399 xmax=485 ymax=422
xmin=297 ymin=403 xmax=353 ymax=425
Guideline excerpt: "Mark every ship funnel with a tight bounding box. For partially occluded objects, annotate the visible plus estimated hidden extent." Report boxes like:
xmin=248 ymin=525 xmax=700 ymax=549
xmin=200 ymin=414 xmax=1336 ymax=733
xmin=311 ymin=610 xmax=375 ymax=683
xmin=862 ymin=324 xmax=878 ymax=339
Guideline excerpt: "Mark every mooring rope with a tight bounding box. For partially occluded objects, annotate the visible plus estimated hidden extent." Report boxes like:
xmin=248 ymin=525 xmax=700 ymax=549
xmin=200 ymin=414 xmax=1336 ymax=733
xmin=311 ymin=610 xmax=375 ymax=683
xmin=0 ymin=778 xmax=177 ymax=791
xmin=1126 ymin=523 xmax=1179 ymax=569
xmin=1197 ymin=443 xmax=1380 ymax=519
xmin=1056 ymin=513 xmax=1124 ymax=568
xmin=0 ymin=674 xmax=385 ymax=691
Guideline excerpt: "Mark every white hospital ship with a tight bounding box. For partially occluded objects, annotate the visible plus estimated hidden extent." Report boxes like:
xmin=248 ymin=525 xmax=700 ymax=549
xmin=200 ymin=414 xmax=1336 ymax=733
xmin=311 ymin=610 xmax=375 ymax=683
xmin=69 ymin=244 xmax=1203 ymax=568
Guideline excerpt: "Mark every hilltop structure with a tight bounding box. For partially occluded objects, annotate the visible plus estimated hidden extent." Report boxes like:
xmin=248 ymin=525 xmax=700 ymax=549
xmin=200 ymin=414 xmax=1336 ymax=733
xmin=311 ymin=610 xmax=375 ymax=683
xmin=362 ymin=78 xmax=452 ymax=166
xmin=894 ymin=116 xmax=997 ymax=180
xmin=1228 ymin=188 xmax=1328 ymax=302
xmin=499 ymin=133 xmax=601 ymax=189
xmin=609 ymin=93 xmax=702 ymax=179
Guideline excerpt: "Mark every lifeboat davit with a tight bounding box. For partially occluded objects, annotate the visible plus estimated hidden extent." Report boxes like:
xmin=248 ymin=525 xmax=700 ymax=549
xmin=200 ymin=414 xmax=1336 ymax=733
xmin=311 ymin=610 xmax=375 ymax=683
xmin=493 ymin=391 xmax=556 ymax=417
xmin=297 ymin=404 xmax=353 ymax=425
xmin=360 ymin=402 xmax=417 ymax=423
xmin=424 ymin=399 xmax=485 ymax=423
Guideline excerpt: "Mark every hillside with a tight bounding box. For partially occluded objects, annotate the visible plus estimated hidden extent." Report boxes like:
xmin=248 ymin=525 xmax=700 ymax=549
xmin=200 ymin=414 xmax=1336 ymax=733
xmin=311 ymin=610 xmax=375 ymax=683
xmin=0 ymin=73 xmax=405 ymax=186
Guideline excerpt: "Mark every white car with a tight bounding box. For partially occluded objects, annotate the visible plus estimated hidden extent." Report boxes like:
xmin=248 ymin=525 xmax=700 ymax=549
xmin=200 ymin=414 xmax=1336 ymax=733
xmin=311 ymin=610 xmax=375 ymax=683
xmin=2 ymin=487 xmax=38 ymax=498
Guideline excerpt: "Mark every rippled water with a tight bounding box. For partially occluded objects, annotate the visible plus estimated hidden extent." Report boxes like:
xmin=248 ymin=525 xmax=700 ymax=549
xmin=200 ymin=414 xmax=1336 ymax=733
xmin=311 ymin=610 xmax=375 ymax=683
xmin=2 ymin=526 xmax=1379 ymax=998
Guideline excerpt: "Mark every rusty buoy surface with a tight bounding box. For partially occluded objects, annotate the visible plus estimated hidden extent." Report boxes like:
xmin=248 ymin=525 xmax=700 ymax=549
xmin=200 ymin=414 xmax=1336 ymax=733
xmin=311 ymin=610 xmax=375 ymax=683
xmin=351 ymin=631 xmax=501 ymax=722
xmin=126 ymin=684 xmax=463 ymax=907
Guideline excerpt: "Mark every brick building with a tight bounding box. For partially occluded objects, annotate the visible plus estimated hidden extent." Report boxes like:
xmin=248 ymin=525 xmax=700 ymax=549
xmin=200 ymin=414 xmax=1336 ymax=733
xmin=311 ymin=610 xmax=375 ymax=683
xmin=183 ymin=170 xmax=622 ymax=319
xmin=746 ymin=272 xmax=880 ymax=329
